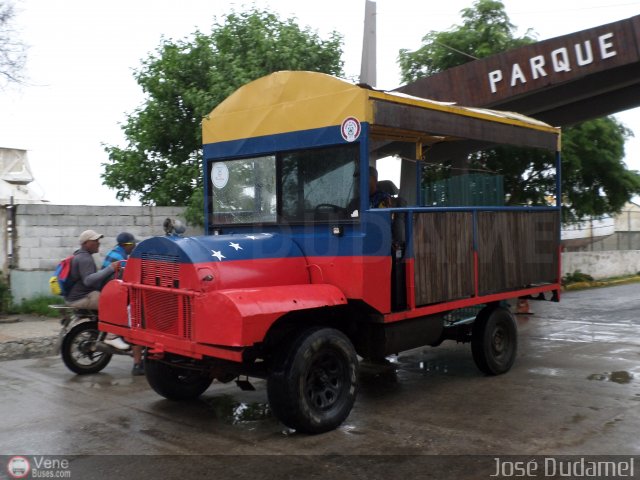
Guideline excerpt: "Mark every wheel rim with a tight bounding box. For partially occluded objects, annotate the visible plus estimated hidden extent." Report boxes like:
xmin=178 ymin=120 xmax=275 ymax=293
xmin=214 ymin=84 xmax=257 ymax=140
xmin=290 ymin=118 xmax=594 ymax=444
xmin=71 ymin=331 xmax=106 ymax=367
xmin=305 ymin=351 xmax=346 ymax=411
xmin=491 ymin=323 xmax=509 ymax=359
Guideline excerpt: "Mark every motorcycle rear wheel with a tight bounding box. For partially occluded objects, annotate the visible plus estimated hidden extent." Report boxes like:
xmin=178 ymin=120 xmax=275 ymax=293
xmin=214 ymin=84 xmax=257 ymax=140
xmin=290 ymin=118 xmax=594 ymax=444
xmin=61 ymin=321 xmax=113 ymax=374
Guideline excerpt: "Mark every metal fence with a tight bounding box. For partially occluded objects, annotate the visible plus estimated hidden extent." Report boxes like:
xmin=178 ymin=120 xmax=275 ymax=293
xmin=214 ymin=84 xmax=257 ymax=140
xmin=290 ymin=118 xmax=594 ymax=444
xmin=421 ymin=174 xmax=504 ymax=207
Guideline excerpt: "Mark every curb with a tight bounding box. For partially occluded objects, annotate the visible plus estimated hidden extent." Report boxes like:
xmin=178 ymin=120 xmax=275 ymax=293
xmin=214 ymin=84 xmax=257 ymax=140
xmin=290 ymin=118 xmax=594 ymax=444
xmin=0 ymin=314 xmax=61 ymax=362
xmin=0 ymin=335 xmax=58 ymax=361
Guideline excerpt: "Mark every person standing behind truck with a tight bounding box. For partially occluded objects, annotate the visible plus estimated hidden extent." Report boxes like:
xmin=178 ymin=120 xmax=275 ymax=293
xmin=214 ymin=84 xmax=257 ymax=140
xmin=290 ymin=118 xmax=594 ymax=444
xmin=101 ymin=232 xmax=145 ymax=376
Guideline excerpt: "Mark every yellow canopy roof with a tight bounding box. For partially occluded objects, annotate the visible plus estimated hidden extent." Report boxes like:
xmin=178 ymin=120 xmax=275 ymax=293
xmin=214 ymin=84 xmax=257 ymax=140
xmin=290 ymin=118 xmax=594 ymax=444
xmin=202 ymin=71 xmax=560 ymax=151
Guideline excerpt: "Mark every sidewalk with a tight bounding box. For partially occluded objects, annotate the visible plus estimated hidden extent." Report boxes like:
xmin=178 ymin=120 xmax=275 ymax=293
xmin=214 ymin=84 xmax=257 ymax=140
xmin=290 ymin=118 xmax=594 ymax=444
xmin=0 ymin=315 xmax=60 ymax=361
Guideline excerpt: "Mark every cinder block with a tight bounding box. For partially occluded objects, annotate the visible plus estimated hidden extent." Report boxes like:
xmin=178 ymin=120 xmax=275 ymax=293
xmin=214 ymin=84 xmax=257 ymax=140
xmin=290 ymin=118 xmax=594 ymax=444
xmin=43 ymin=205 xmax=71 ymax=215
xmin=39 ymin=246 xmax=73 ymax=262
xmin=53 ymin=215 xmax=78 ymax=227
xmin=119 ymin=206 xmax=145 ymax=216
xmin=17 ymin=204 xmax=47 ymax=215
xmin=40 ymin=237 xmax=63 ymax=248
xmin=66 ymin=205 xmax=95 ymax=216
xmin=39 ymin=258 xmax=58 ymax=270
xmin=17 ymin=258 xmax=39 ymax=270
xmin=15 ymin=215 xmax=33 ymax=228
xmin=17 ymin=237 xmax=40 ymax=248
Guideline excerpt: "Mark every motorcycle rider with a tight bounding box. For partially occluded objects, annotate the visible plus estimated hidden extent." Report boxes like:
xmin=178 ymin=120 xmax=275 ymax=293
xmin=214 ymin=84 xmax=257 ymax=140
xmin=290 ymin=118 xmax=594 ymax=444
xmin=102 ymin=232 xmax=145 ymax=375
xmin=64 ymin=229 xmax=129 ymax=351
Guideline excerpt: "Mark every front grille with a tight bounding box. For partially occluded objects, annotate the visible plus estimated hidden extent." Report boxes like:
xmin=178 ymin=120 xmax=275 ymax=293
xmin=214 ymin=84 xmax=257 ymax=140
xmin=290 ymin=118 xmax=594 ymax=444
xmin=145 ymin=290 xmax=179 ymax=335
xmin=182 ymin=296 xmax=192 ymax=339
xmin=130 ymin=287 xmax=193 ymax=340
xmin=141 ymin=253 xmax=180 ymax=288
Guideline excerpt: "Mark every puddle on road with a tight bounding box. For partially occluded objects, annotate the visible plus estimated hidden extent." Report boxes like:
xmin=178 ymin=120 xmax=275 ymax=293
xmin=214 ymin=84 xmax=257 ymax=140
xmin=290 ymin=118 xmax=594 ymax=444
xmin=28 ymin=357 xmax=59 ymax=369
xmin=587 ymin=371 xmax=634 ymax=384
xmin=394 ymin=354 xmax=453 ymax=375
xmin=202 ymin=394 xmax=271 ymax=424
xmin=67 ymin=373 xmax=133 ymax=388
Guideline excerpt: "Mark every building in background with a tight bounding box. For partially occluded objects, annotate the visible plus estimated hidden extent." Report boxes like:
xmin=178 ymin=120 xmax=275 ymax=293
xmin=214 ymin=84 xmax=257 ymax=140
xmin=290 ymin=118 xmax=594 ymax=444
xmin=0 ymin=148 xmax=47 ymax=204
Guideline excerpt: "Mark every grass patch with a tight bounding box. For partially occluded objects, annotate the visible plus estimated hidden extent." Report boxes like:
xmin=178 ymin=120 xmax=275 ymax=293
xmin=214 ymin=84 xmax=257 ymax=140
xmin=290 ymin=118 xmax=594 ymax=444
xmin=562 ymin=270 xmax=594 ymax=285
xmin=563 ymin=274 xmax=640 ymax=291
xmin=9 ymin=295 xmax=64 ymax=317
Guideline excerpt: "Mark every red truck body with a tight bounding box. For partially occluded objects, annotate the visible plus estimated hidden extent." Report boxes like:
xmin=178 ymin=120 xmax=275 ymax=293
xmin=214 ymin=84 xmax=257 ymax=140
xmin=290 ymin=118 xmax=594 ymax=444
xmin=99 ymin=72 xmax=562 ymax=433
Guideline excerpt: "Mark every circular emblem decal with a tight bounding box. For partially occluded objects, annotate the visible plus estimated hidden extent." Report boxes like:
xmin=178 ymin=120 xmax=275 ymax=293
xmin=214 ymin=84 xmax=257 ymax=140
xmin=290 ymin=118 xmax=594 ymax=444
xmin=211 ymin=162 xmax=229 ymax=189
xmin=7 ymin=457 xmax=30 ymax=479
xmin=341 ymin=116 xmax=361 ymax=142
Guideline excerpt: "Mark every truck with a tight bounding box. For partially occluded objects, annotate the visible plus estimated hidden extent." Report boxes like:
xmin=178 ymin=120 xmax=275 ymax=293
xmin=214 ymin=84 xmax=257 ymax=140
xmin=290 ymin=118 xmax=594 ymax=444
xmin=99 ymin=71 xmax=562 ymax=433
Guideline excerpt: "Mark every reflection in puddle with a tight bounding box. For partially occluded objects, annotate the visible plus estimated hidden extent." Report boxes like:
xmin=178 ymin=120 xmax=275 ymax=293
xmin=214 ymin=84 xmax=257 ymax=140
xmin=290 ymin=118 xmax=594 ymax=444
xmin=528 ymin=367 xmax=563 ymax=377
xmin=340 ymin=424 xmax=365 ymax=435
xmin=202 ymin=394 xmax=271 ymax=424
xmin=587 ymin=371 xmax=634 ymax=384
xmin=397 ymin=356 xmax=450 ymax=375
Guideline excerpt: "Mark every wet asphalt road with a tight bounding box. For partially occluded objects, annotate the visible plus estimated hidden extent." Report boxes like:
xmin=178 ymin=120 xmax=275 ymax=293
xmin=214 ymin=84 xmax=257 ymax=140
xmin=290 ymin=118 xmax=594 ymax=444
xmin=0 ymin=283 xmax=639 ymax=477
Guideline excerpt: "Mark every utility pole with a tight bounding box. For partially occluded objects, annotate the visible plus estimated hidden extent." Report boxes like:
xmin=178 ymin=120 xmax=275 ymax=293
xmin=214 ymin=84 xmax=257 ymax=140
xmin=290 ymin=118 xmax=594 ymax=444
xmin=359 ymin=0 xmax=377 ymax=87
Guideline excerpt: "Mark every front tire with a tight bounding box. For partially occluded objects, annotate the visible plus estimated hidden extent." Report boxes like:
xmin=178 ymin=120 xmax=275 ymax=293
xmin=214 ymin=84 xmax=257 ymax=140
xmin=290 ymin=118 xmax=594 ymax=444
xmin=267 ymin=327 xmax=358 ymax=434
xmin=61 ymin=321 xmax=112 ymax=375
xmin=471 ymin=306 xmax=518 ymax=375
xmin=145 ymin=356 xmax=213 ymax=400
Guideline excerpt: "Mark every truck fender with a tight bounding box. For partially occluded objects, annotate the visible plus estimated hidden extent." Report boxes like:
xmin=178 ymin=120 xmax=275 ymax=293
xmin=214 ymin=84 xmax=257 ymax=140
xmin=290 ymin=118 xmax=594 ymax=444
xmin=192 ymin=284 xmax=347 ymax=347
xmin=99 ymin=280 xmax=129 ymax=327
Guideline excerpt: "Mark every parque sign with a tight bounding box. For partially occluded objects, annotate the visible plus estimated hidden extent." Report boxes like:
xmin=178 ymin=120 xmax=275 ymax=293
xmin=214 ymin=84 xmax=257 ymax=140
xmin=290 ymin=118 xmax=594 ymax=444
xmin=397 ymin=15 xmax=640 ymax=125
xmin=487 ymin=32 xmax=618 ymax=94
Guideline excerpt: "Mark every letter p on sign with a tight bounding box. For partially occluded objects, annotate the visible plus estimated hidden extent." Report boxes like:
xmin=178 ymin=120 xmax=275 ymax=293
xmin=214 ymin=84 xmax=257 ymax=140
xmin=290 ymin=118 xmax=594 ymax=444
xmin=488 ymin=70 xmax=503 ymax=93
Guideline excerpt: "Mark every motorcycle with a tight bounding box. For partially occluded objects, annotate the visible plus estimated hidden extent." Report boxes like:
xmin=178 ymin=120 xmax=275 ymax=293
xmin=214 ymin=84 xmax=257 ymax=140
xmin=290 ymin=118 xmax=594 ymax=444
xmin=53 ymin=305 xmax=132 ymax=375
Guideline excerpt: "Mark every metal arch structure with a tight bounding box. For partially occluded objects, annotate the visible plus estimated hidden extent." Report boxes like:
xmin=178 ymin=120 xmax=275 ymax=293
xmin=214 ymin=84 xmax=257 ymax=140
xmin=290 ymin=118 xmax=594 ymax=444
xmin=397 ymin=15 xmax=640 ymax=126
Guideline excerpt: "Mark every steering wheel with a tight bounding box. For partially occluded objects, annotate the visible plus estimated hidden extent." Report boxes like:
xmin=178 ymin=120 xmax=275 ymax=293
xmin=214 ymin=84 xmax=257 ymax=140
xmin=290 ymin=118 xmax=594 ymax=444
xmin=314 ymin=203 xmax=346 ymax=214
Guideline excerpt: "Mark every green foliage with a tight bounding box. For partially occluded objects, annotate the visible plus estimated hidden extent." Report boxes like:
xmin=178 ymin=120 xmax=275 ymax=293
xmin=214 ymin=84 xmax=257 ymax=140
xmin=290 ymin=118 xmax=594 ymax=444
xmin=0 ymin=276 xmax=11 ymax=314
xmin=9 ymin=295 xmax=64 ymax=317
xmin=399 ymin=0 xmax=640 ymax=221
xmin=562 ymin=270 xmax=594 ymax=285
xmin=561 ymin=119 xmax=640 ymax=221
xmin=398 ymin=0 xmax=535 ymax=81
xmin=102 ymin=8 xmax=344 ymax=226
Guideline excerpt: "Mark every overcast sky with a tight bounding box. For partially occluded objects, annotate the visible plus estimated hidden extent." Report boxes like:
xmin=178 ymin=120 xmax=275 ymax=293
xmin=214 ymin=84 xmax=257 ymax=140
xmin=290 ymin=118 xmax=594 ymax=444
xmin=1 ymin=0 xmax=639 ymax=205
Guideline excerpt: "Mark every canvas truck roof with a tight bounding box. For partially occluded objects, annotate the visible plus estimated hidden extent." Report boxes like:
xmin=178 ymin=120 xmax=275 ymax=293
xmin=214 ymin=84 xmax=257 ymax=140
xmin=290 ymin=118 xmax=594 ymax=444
xmin=202 ymin=71 xmax=560 ymax=154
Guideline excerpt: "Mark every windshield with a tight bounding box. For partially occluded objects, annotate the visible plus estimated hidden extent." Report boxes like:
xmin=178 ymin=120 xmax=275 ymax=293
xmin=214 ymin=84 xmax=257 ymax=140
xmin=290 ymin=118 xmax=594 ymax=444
xmin=208 ymin=144 xmax=359 ymax=225
xmin=209 ymin=156 xmax=277 ymax=224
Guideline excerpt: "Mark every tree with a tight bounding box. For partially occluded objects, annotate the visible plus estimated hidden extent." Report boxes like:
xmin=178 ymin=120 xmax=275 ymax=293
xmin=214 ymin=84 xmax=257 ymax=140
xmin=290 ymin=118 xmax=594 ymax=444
xmin=398 ymin=0 xmax=640 ymax=222
xmin=102 ymin=8 xmax=343 ymax=225
xmin=0 ymin=0 xmax=27 ymax=87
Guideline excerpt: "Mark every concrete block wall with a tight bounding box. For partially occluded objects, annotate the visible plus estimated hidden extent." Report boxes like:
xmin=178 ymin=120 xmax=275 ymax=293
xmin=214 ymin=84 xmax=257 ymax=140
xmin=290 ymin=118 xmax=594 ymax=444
xmin=561 ymin=251 xmax=640 ymax=280
xmin=4 ymin=203 xmax=639 ymax=303
xmin=7 ymin=204 xmax=192 ymax=302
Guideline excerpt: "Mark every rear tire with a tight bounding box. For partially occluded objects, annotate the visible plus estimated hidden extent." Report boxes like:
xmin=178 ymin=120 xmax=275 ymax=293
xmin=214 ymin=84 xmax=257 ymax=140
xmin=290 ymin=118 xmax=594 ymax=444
xmin=471 ymin=306 xmax=517 ymax=375
xmin=267 ymin=327 xmax=358 ymax=434
xmin=145 ymin=356 xmax=213 ymax=400
xmin=61 ymin=321 xmax=112 ymax=374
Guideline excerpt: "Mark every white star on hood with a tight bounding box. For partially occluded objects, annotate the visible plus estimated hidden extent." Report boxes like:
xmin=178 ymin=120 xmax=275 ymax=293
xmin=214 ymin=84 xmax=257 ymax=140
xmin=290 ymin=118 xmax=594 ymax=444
xmin=211 ymin=250 xmax=226 ymax=261
xmin=229 ymin=242 xmax=242 ymax=251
